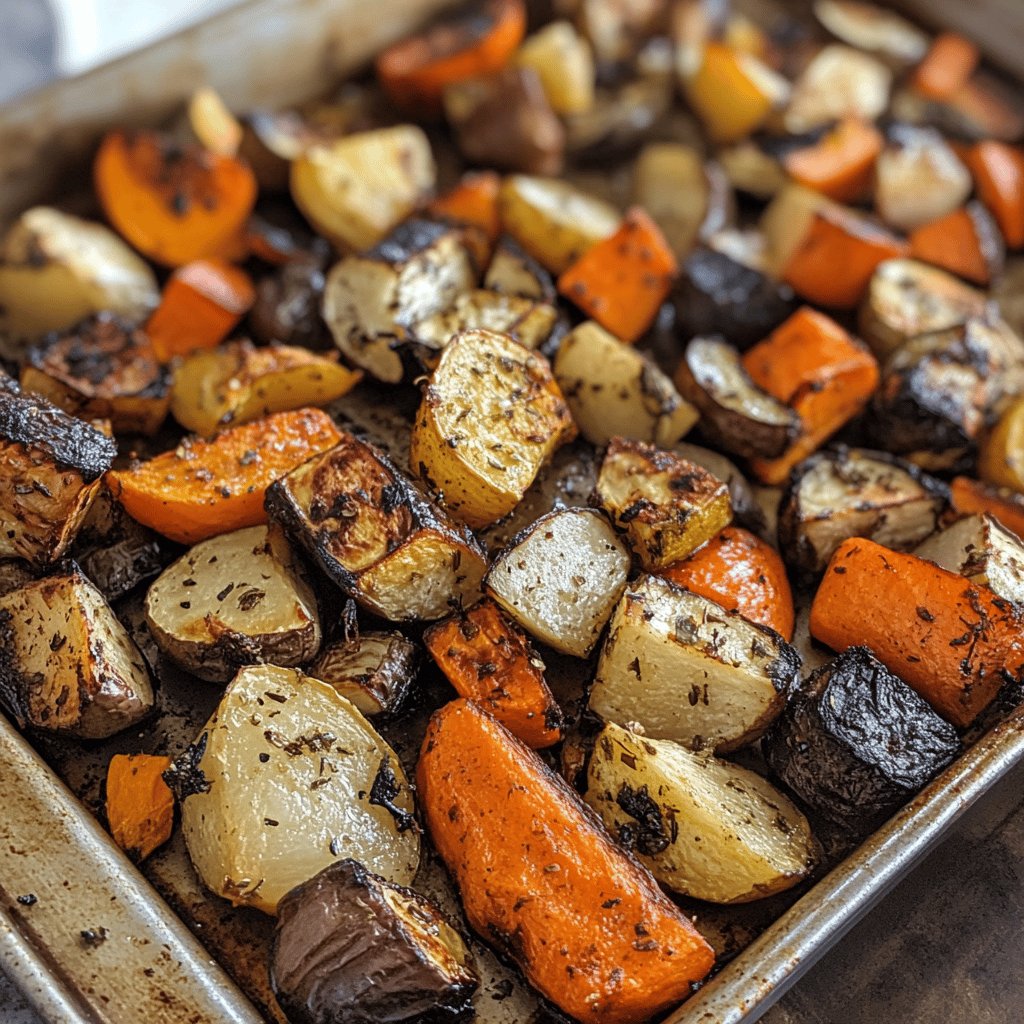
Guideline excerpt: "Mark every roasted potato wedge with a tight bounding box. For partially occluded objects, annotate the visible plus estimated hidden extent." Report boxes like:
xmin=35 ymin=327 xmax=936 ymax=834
xmin=410 ymin=329 xmax=576 ymax=529
xmin=170 ymin=340 xmax=362 ymax=436
xmin=586 ymin=721 xmax=819 ymax=903
xmin=266 ymin=432 xmax=486 ymax=621
xmin=784 ymin=44 xmax=892 ymax=133
xmin=145 ymin=525 xmax=321 ymax=682
xmin=169 ymin=664 xmax=419 ymax=915
xmin=588 ymin=575 xmax=799 ymax=752
xmin=553 ymin=320 xmax=698 ymax=447
xmin=0 ymin=566 xmax=154 ymax=739
xmin=484 ymin=506 xmax=630 ymax=658
xmin=307 ymin=631 xmax=419 ymax=717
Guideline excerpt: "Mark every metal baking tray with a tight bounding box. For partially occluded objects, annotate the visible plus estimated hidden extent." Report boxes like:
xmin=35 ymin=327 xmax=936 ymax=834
xmin=1 ymin=1 xmax=1023 ymax=1022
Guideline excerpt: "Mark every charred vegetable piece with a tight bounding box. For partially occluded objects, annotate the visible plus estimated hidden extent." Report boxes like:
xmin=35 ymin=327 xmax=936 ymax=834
xmin=105 ymin=754 xmax=174 ymax=862
xmin=484 ymin=506 xmax=630 ymax=658
xmin=908 ymin=201 xmax=1006 ymax=288
xmin=0 ymin=378 xmax=115 ymax=567
xmin=271 ymin=859 xmax=479 ymax=1024
xmin=674 ymin=336 xmax=799 ymax=460
xmin=417 ymin=699 xmax=715 ymax=1024
xmin=250 ymin=253 xmax=329 ymax=349
xmin=322 ymin=219 xmax=476 ymax=384
xmin=482 ymin=235 xmax=556 ymax=302
xmin=589 ymin=575 xmax=800 ymax=753
xmin=778 ymin=448 xmax=947 ymax=580
xmin=586 ymin=721 xmax=818 ymax=903
xmin=672 ymin=247 xmax=798 ymax=351
xmin=0 ymin=566 xmax=154 ymax=739
xmin=266 ymin=432 xmax=486 ymax=621
xmin=810 ymin=538 xmax=1024 ymax=727
xmin=553 ymin=320 xmax=697 ymax=447
xmin=145 ymin=525 xmax=321 ymax=683
xmin=978 ymin=396 xmax=1024 ymax=493
xmin=307 ymin=631 xmax=419 ymax=717
xmin=21 ymin=314 xmax=169 ymax=436
xmin=595 ymin=437 xmax=732 ymax=570
xmin=170 ymin=664 xmax=419 ymax=915
xmin=410 ymin=329 xmax=576 ymax=529
xmin=784 ymin=44 xmax=892 ymax=133
xmin=764 ymin=647 xmax=960 ymax=832
xmin=424 ymin=599 xmax=562 ymax=749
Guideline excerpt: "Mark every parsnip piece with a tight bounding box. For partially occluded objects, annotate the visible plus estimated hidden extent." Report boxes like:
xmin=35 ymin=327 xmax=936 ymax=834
xmin=785 ymin=45 xmax=892 ymax=133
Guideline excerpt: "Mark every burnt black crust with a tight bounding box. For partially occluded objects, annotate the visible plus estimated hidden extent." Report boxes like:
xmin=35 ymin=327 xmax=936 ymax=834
xmin=365 ymin=219 xmax=452 ymax=265
xmin=763 ymin=647 xmax=960 ymax=833
xmin=163 ymin=731 xmax=213 ymax=801
xmin=368 ymin=756 xmax=418 ymax=834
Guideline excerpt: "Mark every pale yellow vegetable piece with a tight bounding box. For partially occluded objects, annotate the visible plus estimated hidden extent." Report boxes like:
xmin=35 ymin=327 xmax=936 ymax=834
xmin=516 ymin=21 xmax=596 ymax=116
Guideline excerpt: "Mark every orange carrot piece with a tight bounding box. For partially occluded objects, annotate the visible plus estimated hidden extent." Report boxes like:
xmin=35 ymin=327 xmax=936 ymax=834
xmin=146 ymin=259 xmax=256 ymax=362
xmin=418 ymin=699 xmax=715 ymax=1024
xmin=742 ymin=307 xmax=879 ymax=484
xmin=783 ymin=118 xmax=883 ymax=203
xmin=557 ymin=207 xmax=677 ymax=343
xmin=660 ymin=526 xmax=795 ymax=640
xmin=107 ymin=407 xmax=341 ymax=544
xmin=810 ymin=538 xmax=1024 ymax=727
xmin=909 ymin=202 xmax=1004 ymax=286
xmin=782 ymin=206 xmax=909 ymax=309
xmin=424 ymin=600 xmax=562 ymax=748
xmin=94 ymin=130 xmax=257 ymax=268
xmin=428 ymin=171 xmax=502 ymax=240
xmin=105 ymin=754 xmax=174 ymax=862
xmin=951 ymin=476 xmax=1024 ymax=540
xmin=376 ymin=0 xmax=526 ymax=118
xmin=912 ymin=32 xmax=980 ymax=101
xmin=965 ymin=141 xmax=1024 ymax=249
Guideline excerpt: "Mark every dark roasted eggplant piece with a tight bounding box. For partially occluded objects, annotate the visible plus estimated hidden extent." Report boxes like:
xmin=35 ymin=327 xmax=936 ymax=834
xmin=249 ymin=251 xmax=330 ymax=350
xmin=308 ymin=631 xmax=420 ymax=716
xmin=674 ymin=336 xmax=799 ymax=459
xmin=482 ymin=235 xmax=556 ymax=303
xmin=271 ymin=859 xmax=478 ymax=1024
xmin=764 ymin=647 xmax=960 ymax=833
xmin=672 ymin=247 xmax=798 ymax=351
xmin=778 ymin=448 xmax=947 ymax=580
xmin=0 ymin=377 xmax=116 ymax=567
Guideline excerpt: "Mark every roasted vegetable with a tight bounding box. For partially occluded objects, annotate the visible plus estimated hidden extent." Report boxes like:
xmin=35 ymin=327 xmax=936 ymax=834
xmin=322 ymin=219 xmax=476 ymax=383
xmin=108 ymin=407 xmax=342 ymax=545
xmin=517 ymin=20 xmax=595 ymax=116
xmin=266 ymin=432 xmax=486 ymax=621
xmin=783 ymin=117 xmax=883 ymax=203
xmin=410 ymin=329 xmax=575 ymax=528
xmin=417 ymin=699 xmax=715 ymax=1024
xmin=950 ymin=476 xmax=1024 ymax=540
xmin=586 ymin=721 xmax=818 ymax=902
xmin=814 ymin=1 xmax=928 ymax=64
xmin=810 ymin=538 xmax=1024 ymax=727
xmin=764 ymin=647 xmax=960 ymax=832
xmin=21 ymin=314 xmax=169 ymax=436
xmin=187 ymin=85 xmax=243 ymax=157
xmin=966 ymin=141 xmax=1024 ymax=249
xmin=428 ymin=171 xmax=502 ymax=249
xmin=912 ymin=31 xmax=979 ymax=101
xmin=105 ymin=754 xmax=174 ymax=862
xmin=978 ymin=396 xmax=1024 ymax=492
xmin=271 ymin=859 xmax=479 ymax=1024
xmin=0 ymin=206 xmax=159 ymax=356
xmin=0 ymin=379 xmax=115 ymax=567
xmin=307 ymin=631 xmax=419 ymax=717
xmin=778 ymin=448 xmax=947 ymax=580
xmin=908 ymin=201 xmax=1006 ymax=287
xmin=250 ymin=251 xmax=330 ymax=349
xmin=785 ymin=44 xmax=892 ymax=133
xmin=170 ymin=340 xmax=361 ymax=436
xmin=145 ymin=525 xmax=321 ymax=682
xmin=482 ymin=234 xmax=555 ymax=302
xmin=589 ymin=575 xmax=799 ymax=752
xmin=553 ymin=320 xmax=697 ymax=447
xmin=484 ymin=506 xmax=630 ymax=658
xmin=291 ymin=127 xmax=436 ymax=252
xmin=0 ymin=566 xmax=154 ymax=739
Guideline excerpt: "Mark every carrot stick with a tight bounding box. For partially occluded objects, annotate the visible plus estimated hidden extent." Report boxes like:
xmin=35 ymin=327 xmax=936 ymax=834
xmin=951 ymin=476 xmax=1024 ymax=540
xmin=106 ymin=407 xmax=341 ymax=544
xmin=105 ymin=754 xmax=174 ymax=862
xmin=660 ymin=526 xmax=794 ymax=640
xmin=783 ymin=118 xmax=883 ymax=203
xmin=912 ymin=32 xmax=980 ymax=101
xmin=965 ymin=141 xmax=1024 ymax=249
xmin=424 ymin=600 xmax=562 ymax=748
xmin=810 ymin=538 xmax=1024 ymax=727
xmin=417 ymin=699 xmax=715 ymax=1024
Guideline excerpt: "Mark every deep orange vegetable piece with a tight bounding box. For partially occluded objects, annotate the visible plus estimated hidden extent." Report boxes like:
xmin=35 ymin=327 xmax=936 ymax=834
xmin=376 ymin=0 xmax=526 ymax=117
xmin=810 ymin=538 xmax=1024 ymax=727
xmin=783 ymin=118 xmax=883 ymax=203
xmin=557 ymin=207 xmax=677 ymax=343
xmin=95 ymin=130 xmax=258 ymax=268
xmin=909 ymin=204 xmax=1000 ymax=286
xmin=417 ymin=699 xmax=715 ymax=1024
xmin=424 ymin=600 xmax=562 ymax=748
xmin=912 ymin=32 xmax=980 ymax=101
xmin=106 ymin=407 xmax=341 ymax=544
xmin=782 ymin=206 xmax=909 ymax=309
xmin=428 ymin=171 xmax=502 ymax=240
xmin=965 ymin=141 xmax=1024 ymax=249
xmin=661 ymin=526 xmax=795 ymax=640
xmin=951 ymin=476 xmax=1024 ymax=540
xmin=742 ymin=307 xmax=879 ymax=485
xmin=105 ymin=754 xmax=174 ymax=862
xmin=146 ymin=259 xmax=256 ymax=362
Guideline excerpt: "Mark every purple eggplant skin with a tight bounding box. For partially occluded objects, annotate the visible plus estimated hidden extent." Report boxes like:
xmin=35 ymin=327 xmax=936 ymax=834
xmin=763 ymin=647 xmax=960 ymax=835
xmin=271 ymin=859 xmax=479 ymax=1024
